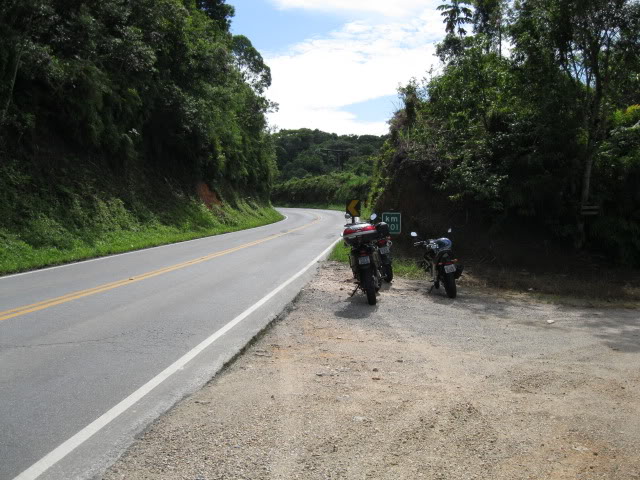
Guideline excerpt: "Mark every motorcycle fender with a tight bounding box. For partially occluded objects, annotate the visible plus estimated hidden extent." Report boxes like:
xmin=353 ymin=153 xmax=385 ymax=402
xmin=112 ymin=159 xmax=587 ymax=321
xmin=434 ymin=251 xmax=450 ymax=265
xmin=454 ymin=264 xmax=464 ymax=279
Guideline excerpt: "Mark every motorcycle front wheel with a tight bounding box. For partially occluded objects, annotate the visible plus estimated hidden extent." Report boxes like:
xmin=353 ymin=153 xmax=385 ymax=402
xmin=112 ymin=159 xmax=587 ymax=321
xmin=442 ymin=271 xmax=457 ymax=298
xmin=362 ymin=269 xmax=377 ymax=305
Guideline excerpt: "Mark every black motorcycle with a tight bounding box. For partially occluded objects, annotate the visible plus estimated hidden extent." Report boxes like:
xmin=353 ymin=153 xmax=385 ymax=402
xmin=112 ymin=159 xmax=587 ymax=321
xmin=342 ymin=214 xmax=390 ymax=305
xmin=411 ymin=229 xmax=463 ymax=299
xmin=370 ymin=213 xmax=393 ymax=283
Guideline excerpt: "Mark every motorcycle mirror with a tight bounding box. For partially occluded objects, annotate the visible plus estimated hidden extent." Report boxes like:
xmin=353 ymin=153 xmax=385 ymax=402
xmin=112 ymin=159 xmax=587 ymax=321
xmin=448 ymin=228 xmax=452 ymax=233
xmin=370 ymin=213 xmax=377 ymax=221
xmin=345 ymin=213 xmax=352 ymax=220
xmin=410 ymin=232 xmax=418 ymax=237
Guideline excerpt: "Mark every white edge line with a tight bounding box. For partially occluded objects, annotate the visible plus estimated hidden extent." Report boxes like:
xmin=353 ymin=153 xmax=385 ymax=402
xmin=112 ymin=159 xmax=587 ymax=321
xmin=13 ymin=235 xmax=341 ymax=480
xmin=0 ymin=214 xmax=291 ymax=281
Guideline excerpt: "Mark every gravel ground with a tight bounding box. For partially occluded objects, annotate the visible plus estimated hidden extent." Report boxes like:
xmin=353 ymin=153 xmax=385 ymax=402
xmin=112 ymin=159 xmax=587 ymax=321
xmin=104 ymin=262 xmax=640 ymax=480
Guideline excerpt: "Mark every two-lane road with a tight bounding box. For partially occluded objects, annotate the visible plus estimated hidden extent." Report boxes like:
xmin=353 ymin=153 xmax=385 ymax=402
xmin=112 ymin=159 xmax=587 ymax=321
xmin=0 ymin=208 xmax=344 ymax=480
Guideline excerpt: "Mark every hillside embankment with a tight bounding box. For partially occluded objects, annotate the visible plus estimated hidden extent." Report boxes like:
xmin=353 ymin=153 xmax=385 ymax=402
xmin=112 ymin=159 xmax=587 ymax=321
xmin=1 ymin=1 xmax=281 ymax=275
xmin=104 ymin=261 xmax=640 ymax=480
xmin=0 ymin=160 xmax=282 ymax=275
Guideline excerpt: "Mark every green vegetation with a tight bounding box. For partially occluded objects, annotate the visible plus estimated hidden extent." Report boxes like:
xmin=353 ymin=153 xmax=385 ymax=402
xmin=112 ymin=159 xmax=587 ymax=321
xmin=275 ymin=203 xmax=345 ymax=211
xmin=273 ymin=129 xmax=385 ymax=180
xmin=328 ymin=241 xmax=350 ymax=263
xmin=0 ymin=0 xmax=281 ymax=273
xmin=0 ymin=198 xmax=282 ymax=274
xmin=271 ymin=129 xmax=385 ymax=208
xmin=371 ymin=0 xmax=640 ymax=266
xmin=272 ymin=172 xmax=371 ymax=207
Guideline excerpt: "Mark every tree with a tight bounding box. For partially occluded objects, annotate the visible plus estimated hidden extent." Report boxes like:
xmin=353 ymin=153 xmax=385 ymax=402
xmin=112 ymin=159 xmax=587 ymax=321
xmin=436 ymin=1 xmax=474 ymax=60
xmin=511 ymin=0 xmax=640 ymax=243
xmin=472 ymin=0 xmax=507 ymax=55
xmin=437 ymin=0 xmax=474 ymax=36
xmin=195 ymin=0 xmax=235 ymax=30
xmin=232 ymin=35 xmax=271 ymax=94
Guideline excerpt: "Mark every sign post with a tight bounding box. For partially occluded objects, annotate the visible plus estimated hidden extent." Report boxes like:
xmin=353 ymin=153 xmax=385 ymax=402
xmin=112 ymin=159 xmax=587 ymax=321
xmin=381 ymin=212 xmax=401 ymax=234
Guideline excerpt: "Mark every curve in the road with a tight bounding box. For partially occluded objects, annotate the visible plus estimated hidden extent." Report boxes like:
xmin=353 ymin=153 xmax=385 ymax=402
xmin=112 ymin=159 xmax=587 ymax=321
xmin=11 ymin=216 xmax=341 ymax=480
xmin=0 ymin=215 xmax=320 ymax=323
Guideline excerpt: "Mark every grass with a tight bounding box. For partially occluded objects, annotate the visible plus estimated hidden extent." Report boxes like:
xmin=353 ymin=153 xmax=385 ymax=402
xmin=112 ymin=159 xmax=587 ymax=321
xmin=328 ymin=241 xmax=350 ymax=262
xmin=274 ymin=202 xmax=345 ymax=211
xmin=0 ymin=203 xmax=283 ymax=275
xmin=329 ymin=240 xmax=424 ymax=278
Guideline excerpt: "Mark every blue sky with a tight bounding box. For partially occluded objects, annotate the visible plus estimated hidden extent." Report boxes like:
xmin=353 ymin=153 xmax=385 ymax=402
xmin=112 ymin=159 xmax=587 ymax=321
xmin=229 ymin=0 xmax=446 ymax=135
xmin=230 ymin=0 xmax=344 ymax=54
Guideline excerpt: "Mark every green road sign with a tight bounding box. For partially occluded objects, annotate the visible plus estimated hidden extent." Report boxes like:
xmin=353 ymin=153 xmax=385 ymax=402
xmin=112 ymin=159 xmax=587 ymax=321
xmin=381 ymin=212 xmax=401 ymax=234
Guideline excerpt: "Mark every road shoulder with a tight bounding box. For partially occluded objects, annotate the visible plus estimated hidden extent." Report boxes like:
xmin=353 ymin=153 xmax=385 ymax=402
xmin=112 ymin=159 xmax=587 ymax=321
xmin=104 ymin=262 xmax=640 ymax=480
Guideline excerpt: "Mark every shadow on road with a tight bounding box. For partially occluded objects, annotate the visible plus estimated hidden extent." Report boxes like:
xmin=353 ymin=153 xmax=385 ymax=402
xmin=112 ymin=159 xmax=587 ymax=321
xmin=573 ymin=310 xmax=640 ymax=353
xmin=428 ymin=286 xmax=640 ymax=354
xmin=334 ymin=296 xmax=379 ymax=319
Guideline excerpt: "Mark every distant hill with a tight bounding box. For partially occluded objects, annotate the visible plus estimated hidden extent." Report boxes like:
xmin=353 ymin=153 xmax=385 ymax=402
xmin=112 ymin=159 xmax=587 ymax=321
xmin=270 ymin=129 xmax=386 ymax=207
xmin=273 ymin=129 xmax=386 ymax=180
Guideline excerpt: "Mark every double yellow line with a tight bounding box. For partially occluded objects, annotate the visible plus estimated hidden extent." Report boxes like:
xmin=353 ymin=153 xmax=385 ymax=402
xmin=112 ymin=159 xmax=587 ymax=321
xmin=0 ymin=216 xmax=321 ymax=323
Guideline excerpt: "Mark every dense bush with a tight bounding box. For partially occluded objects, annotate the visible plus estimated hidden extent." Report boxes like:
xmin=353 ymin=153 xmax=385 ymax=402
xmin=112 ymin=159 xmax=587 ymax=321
xmin=0 ymin=0 xmax=277 ymax=199
xmin=272 ymin=172 xmax=371 ymax=207
xmin=273 ymin=128 xmax=385 ymax=181
xmin=372 ymin=0 xmax=640 ymax=265
xmin=0 ymin=0 xmax=280 ymax=271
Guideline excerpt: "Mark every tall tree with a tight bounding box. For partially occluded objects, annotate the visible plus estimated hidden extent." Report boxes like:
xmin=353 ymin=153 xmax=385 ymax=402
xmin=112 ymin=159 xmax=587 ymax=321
xmin=472 ymin=0 xmax=507 ymax=54
xmin=436 ymin=0 xmax=474 ymax=60
xmin=511 ymin=0 xmax=640 ymax=243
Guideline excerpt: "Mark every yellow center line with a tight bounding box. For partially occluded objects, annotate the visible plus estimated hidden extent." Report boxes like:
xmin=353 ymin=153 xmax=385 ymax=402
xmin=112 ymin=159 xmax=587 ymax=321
xmin=0 ymin=216 xmax=322 ymax=323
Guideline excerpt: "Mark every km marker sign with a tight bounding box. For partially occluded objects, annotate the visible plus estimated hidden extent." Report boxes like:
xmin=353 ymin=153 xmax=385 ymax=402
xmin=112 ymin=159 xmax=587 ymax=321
xmin=381 ymin=212 xmax=401 ymax=234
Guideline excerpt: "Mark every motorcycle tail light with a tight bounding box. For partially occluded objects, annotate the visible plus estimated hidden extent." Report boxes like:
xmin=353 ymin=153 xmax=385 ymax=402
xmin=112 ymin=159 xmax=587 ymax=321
xmin=438 ymin=259 xmax=458 ymax=266
xmin=343 ymin=225 xmax=376 ymax=236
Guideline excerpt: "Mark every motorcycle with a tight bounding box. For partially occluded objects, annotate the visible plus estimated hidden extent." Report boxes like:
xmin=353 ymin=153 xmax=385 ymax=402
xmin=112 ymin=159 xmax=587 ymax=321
xmin=410 ymin=229 xmax=463 ymax=299
xmin=370 ymin=213 xmax=393 ymax=283
xmin=342 ymin=214 xmax=390 ymax=305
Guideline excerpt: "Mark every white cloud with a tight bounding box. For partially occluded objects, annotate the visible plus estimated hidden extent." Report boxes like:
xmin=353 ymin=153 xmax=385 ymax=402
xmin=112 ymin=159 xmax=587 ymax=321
xmin=265 ymin=7 xmax=446 ymax=135
xmin=270 ymin=0 xmax=437 ymax=18
xmin=271 ymin=106 xmax=390 ymax=136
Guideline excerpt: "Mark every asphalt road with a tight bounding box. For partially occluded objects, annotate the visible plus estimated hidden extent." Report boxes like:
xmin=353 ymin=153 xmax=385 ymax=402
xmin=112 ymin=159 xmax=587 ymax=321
xmin=0 ymin=208 xmax=344 ymax=480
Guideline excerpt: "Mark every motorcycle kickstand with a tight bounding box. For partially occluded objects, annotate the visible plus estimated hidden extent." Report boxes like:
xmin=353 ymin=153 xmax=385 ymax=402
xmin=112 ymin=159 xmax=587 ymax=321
xmin=350 ymin=284 xmax=360 ymax=297
xmin=428 ymin=284 xmax=435 ymax=294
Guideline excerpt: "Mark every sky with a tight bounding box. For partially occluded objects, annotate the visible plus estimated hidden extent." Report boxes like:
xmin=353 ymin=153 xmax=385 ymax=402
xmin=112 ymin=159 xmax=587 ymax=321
xmin=229 ymin=0 xmax=447 ymax=136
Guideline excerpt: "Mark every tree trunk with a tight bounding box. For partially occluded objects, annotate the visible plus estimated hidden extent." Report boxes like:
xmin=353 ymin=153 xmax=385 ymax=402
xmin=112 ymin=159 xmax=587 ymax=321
xmin=0 ymin=40 xmax=24 ymax=125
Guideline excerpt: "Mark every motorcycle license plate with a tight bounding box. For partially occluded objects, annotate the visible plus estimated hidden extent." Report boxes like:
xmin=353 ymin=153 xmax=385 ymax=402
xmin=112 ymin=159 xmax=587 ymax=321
xmin=358 ymin=256 xmax=371 ymax=265
xmin=444 ymin=264 xmax=456 ymax=274
xmin=379 ymin=246 xmax=390 ymax=254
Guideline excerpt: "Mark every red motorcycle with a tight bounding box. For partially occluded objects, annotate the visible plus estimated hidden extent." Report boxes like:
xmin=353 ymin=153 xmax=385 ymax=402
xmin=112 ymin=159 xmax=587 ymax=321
xmin=342 ymin=214 xmax=390 ymax=305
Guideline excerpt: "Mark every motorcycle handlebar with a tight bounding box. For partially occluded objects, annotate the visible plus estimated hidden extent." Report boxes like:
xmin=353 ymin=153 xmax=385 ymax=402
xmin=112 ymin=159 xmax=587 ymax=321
xmin=413 ymin=240 xmax=438 ymax=249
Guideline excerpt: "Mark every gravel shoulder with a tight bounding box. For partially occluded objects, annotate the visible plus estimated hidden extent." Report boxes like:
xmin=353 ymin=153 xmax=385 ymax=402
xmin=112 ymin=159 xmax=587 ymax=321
xmin=104 ymin=262 xmax=640 ymax=480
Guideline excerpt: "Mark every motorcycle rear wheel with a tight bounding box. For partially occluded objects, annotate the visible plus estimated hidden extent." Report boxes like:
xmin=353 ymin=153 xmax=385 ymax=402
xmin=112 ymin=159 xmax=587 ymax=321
xmin=363 ymin=269 xmax=377 ymax=305
xmin=382 ymin=264 xmax=393 ymax=283
xmin=442 ymin=272 xmax=457 ymax=299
